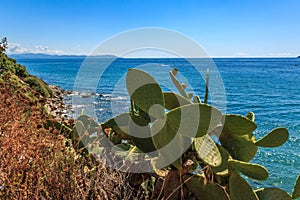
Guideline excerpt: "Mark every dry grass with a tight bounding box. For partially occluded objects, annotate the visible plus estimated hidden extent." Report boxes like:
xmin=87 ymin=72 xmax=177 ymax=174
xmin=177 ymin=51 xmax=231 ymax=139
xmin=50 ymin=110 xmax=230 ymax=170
xmin=0 ymin=82 xmax=138 ymax=199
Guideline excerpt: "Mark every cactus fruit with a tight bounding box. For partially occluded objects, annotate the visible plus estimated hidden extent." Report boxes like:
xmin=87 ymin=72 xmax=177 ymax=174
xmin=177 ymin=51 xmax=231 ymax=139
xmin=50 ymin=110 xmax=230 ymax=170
xmin=228 ymin=159 xmax=269 ymax=181
xmin=292 ymin=174 xmax=300 ymax=199
xmin=255 ymin=188 xmax=292 ymax=200
xmin=246 ymin=111 xmax=255 ymax=121
xmin=193 ymin=95 xmax=201 ymax=103
xmin=222 ymin=114 xmax=257 ymax=136
xmin=194 ymin=134 xmax=222 ymax=167
xmin=255 ymin=127 xmax=289 ymax=148
xmin=229 ymin=172 xmax=259 ymax=200
xmin=183 ymin=174 xmax=229 ymax=200
xmin=163 ymin=92 xmax=191 ymax=110
xmin=126 ymin=68 xmax=165 ymax=119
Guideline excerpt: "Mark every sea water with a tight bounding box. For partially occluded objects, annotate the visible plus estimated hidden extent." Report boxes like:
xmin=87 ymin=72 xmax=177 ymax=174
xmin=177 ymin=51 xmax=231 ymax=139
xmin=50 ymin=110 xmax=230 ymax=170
xmin=18 ymin=57 xmax=300 ymax=193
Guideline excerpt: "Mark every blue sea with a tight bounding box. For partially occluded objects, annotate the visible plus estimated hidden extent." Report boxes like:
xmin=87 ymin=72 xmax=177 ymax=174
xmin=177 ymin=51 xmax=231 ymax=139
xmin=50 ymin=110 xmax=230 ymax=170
xmin=17 ymin=57 xmax=300 ymax=193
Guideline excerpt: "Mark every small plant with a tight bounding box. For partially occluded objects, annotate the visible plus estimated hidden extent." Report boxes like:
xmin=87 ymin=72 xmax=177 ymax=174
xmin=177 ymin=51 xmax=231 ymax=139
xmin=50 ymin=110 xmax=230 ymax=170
xmin=74 ymin=68 xmax=300 ymax=199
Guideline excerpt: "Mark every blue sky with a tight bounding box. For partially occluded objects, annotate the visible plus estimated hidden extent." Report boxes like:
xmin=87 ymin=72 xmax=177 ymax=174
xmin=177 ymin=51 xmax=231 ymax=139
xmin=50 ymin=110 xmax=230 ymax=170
xmin=1 ymin=0 xmax=299 ymax=57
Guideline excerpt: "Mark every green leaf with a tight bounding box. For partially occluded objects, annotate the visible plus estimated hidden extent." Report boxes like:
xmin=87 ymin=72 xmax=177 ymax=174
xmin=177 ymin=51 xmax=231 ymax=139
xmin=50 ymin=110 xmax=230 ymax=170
xmin=183 ymin=174 xmax=230 ymax=200
xmin=220 ymin=131 xmax=258 ymax=162
xmin=255 ymin=127 xmax=289 ymax=148
xmin=228 ymin=159 xmax=269 ymax=181
xmin=163 ymin=92 xmax=191 ymax=110
xmin=223 ymin=114 xmax=257 ymax=135
xmin=126 ymin=69 xmax=165 ymax=119
xmin=255 ymin=188 xmax=291 ymax=200
xmin=194 ymin=134 xmax=222 ymax=167
xmin=292 ymin=174 xmax=300 ymax=199
xmin=229 ymin=172 xmax=258 ymax=200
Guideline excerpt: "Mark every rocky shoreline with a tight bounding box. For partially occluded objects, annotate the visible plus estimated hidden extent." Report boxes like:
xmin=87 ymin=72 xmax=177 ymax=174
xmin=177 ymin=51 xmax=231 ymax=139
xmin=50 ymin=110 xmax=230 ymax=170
xmin=46 ymin=85 xmax=74 ymax=121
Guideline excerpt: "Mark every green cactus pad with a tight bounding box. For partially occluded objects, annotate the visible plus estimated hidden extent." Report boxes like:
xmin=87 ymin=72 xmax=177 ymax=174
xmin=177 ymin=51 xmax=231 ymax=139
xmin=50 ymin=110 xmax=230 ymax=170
xmin=129 ymin=118 xmax=157 ymax=153
xmin=169 ymin=70 xmax=188 ymax=98
xmin=194 ymin=134 xmax=222 ymax=167
xmin=292 ymin=174 xmax=300 ymax=199
xmin=151 ymin=118 xmax=187 ymax=169
xmin=101 ymin=113 xmax=131 ymax=140
xmin=166 ymin=103 xmax=222 ymax=138
xmin=255 ymin=127 xmax=289 ymax=148
xmin=163 ymin=92 xmax=191 ymax=110
xmin=220 ymin=131 xmax=258 ymax=162
xmin=213 ymin=145 xmax=231 ymax=173
xmin=228 ymin=159 xmax=269 ymax=181
xmin=126 ymin=69 xmax=165 ymax=119
xmin=229 ymin=172 xmax=258 ymax=200
xmin=183 ymin=174 xmax=230 ymax=200
xmin=222 ymin=114 xmax=257 ymax=135
xmin=255 ymin=188 xmax=291 ymax=200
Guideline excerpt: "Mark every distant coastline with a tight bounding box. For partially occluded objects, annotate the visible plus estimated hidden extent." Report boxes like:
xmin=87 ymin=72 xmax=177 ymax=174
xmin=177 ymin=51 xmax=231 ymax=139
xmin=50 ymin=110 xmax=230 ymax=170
xmin=9 ymin=53 xmax=118 ymax=59
xmin=9 ymin=53 xmax=300 ymax=60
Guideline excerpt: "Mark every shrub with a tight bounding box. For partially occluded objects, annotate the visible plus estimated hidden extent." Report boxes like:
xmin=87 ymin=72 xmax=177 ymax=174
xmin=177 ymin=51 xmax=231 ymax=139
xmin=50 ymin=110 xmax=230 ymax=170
xmin=24 ymin=76 xmax=51 ymax=98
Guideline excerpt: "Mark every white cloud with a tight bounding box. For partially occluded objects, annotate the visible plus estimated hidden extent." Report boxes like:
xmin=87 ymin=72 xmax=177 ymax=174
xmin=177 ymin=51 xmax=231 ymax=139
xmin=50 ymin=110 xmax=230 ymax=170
xmin=7 ymin=43 xmax=64 ymax=55
xmin=7 ymin=43 xmax=29 ymax=54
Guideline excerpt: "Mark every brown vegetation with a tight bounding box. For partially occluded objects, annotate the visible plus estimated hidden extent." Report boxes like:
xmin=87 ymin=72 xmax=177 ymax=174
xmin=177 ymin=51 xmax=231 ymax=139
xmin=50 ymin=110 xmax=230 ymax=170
xmin=0 ymin=81 xmax=137 ymax=199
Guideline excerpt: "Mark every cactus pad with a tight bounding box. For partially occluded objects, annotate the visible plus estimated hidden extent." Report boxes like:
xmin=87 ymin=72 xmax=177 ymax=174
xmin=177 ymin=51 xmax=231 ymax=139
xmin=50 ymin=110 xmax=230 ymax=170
xmin=183 ymin=174 xmax=229 ymax=200
xmin=194 ymin=134 xmax=222 ymax=167
xmin=163 ymin=92 xmax=191 ymax=110
xmin=292 ymin=174 xmax=300 ymax=199
xmin=255 ymin=127 xmax=289 ymax=148
xmin=255 ymin=188 xmax=291 ymax=200
xmin=126 ymin=69 xmax=165 ymax=119
xmin=229 ymin=172 xmax=258 ymax=200
xmin=220 ymin=131 xmax=258 ymax=162
xmin=228 ymin=159 xmax=269 ymax=180
xmin=222 ymin=114 xmax=257 ymax=135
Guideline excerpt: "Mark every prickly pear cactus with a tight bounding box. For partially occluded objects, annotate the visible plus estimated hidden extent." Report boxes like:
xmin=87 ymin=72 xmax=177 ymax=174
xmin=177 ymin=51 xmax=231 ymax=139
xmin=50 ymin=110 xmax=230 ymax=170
xmin=73 ymin=68 xmax=293 ymax=200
